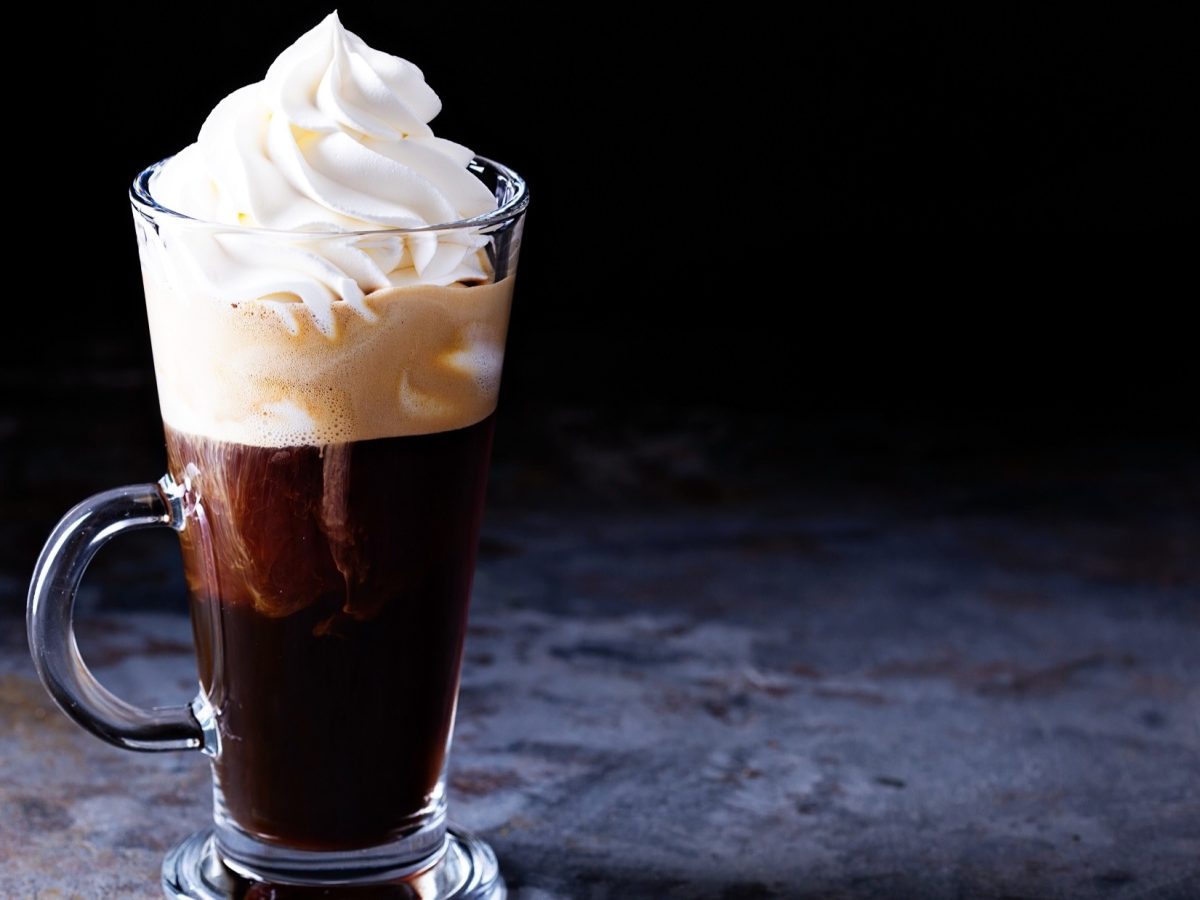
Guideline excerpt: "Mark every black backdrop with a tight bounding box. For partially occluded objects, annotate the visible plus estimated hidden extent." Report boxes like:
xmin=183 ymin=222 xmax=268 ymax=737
xmin=6 ymin=4 xmax=1196 ymax=455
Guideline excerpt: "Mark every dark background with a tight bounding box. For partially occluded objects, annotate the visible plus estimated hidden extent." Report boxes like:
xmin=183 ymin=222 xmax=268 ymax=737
xmin=1 ymin=8 xmax=1197 ymax=896
xmin=14 ymin=6 xmax=1200 ymax=403
xmin=2 ymin=5 xmax=1196 ymax=580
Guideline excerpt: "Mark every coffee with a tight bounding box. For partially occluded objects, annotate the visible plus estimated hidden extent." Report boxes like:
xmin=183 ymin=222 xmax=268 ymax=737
xmin=22 ymin=12 xmax=526 ymax=894
xmin=168 ymin=415 xmax=495 ymax=850
xmin=136 ymin=223 xmax=516 ymax=880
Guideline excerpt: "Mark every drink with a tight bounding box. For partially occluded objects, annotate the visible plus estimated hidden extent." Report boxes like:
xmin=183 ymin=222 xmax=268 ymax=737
xmin=171 ymin=415 xmax=495 ymax=850
xmin=27 ymin=12 xmax=526 ymax=896
xmin=142 ymin=266 xmax=516 ymax=872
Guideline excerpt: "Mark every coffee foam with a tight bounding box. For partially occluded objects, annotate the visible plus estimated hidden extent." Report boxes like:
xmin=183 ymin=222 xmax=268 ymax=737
xmin=142 ymin=269 xmax=513 ymax=447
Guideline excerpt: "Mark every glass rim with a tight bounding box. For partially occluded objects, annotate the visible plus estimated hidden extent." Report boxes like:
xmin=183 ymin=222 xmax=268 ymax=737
xmin=130 ymin=154 xmax=529 ymax=237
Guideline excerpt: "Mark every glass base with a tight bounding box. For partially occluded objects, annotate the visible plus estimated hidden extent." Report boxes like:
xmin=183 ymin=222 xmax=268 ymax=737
xmin=162 ymin=826 xmax=505 ymax=899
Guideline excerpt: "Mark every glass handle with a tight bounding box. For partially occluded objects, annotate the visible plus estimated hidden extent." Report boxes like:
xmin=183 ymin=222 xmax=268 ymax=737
xmin=26 ymin=474 xmax=214 ymax=753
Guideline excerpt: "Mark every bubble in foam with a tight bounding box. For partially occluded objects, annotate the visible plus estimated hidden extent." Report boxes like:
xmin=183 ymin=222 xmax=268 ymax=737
xmin=398 ymin=371 xmax=457 ymax=418
xmin=439 ymin=326 xmax=505 ymax=395
xmin=259 ymin=399 xmax=316 ymax=446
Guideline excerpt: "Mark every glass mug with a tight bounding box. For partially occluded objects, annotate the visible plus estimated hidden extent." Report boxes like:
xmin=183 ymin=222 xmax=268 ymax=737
xmin=27 ymin=156 xmax=526 ymax=898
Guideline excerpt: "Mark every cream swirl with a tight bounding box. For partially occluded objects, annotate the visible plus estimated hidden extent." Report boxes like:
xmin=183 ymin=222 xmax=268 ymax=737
xmin=150 ymin=12 xmax=498 ymax=334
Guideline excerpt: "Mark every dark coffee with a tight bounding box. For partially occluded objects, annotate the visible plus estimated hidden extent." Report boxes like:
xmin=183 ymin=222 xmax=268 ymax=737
xmin=165 ymin=414 xmax=496 ymax=851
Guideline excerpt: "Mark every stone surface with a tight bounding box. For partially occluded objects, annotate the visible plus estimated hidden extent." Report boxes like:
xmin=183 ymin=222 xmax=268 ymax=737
xmin=2 ymin=400 xmax=1199 ymax=897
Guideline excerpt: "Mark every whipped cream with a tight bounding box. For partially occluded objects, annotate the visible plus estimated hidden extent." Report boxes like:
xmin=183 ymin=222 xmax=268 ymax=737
xmin=150 ymin=11 xmax=498 ymax=333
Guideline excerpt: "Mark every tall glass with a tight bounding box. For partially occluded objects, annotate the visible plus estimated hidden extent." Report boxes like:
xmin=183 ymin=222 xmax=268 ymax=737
xmin=27 ymin=156 xmax=526 ymax=898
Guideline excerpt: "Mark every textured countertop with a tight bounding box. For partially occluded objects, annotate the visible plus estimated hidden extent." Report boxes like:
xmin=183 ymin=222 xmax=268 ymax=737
xmin=2 ymin=404 xmax=1198 ymax=898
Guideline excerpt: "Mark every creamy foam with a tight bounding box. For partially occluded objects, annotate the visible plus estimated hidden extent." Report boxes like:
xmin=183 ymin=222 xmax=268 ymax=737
xmin=141 ymin=257 xmax=513 ymax=447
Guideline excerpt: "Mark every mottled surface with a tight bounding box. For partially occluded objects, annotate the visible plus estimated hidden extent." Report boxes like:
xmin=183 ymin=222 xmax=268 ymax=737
xmin=2 ymin=403 xmax=1199 ymax=898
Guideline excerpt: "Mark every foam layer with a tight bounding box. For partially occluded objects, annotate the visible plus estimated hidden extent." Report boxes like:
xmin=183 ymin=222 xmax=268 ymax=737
xmin=142 ymin=268 xmax=514 ymax=447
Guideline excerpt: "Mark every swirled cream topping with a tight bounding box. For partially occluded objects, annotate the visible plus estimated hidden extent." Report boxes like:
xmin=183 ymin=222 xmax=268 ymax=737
xmin=138 ymin=12 xmax=518 ymax=448
xmin=152 ymin=10 xmax=498 ymax=323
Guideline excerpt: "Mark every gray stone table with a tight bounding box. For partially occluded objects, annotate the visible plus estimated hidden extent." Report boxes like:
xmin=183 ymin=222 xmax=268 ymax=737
xmin=2 ymin=409 xmax=1199 ymax=898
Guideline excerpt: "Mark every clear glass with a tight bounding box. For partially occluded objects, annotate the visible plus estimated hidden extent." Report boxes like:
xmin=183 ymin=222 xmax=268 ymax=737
xmin=27 ymin=156 xmax=527 ymax=898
